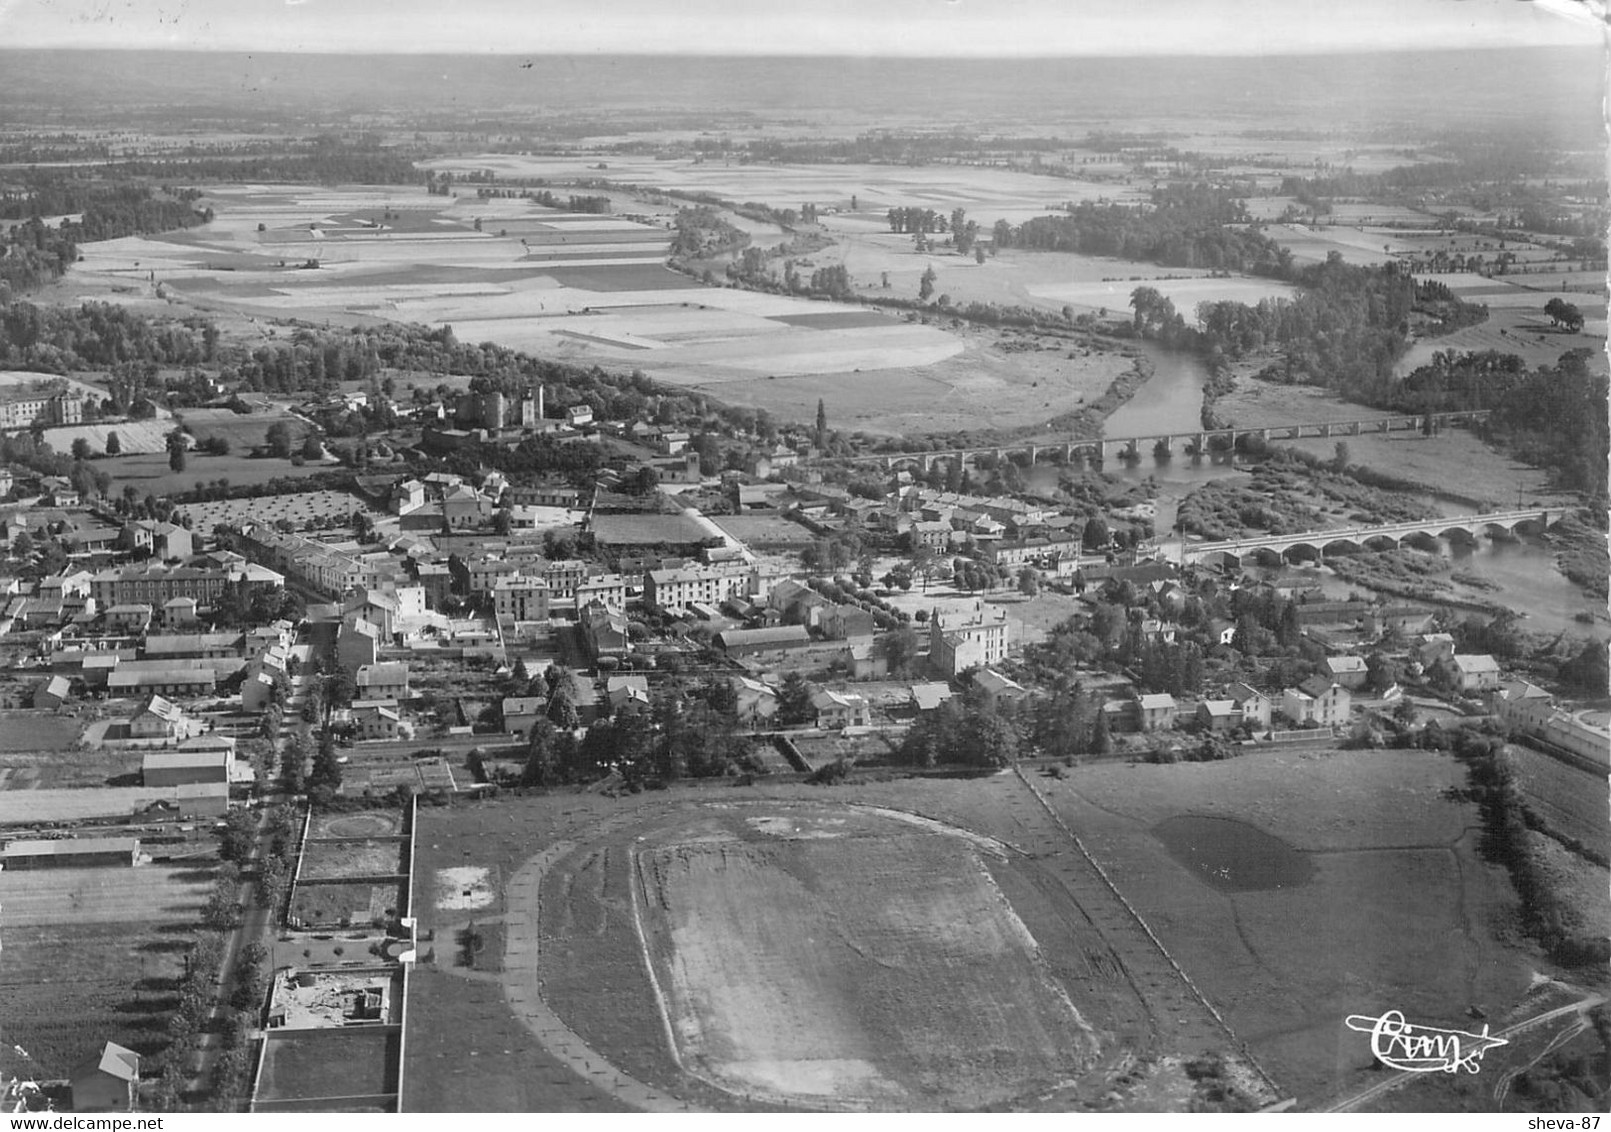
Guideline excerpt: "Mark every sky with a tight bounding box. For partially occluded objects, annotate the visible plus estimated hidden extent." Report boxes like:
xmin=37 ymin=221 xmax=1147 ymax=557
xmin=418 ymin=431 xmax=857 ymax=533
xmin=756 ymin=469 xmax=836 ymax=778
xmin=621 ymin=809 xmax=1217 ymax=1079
xmin=0 ymin=0 xmax=1603 ymax=55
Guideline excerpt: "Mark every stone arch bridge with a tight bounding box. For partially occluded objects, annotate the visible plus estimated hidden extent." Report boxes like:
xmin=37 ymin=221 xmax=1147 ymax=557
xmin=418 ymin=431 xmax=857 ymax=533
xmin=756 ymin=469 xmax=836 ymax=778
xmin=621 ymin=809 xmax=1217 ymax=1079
xmin=828 ymin=411 xmax=1491 ymax=472
xmin=1172 ymin=508 xmax=1554 ymax=567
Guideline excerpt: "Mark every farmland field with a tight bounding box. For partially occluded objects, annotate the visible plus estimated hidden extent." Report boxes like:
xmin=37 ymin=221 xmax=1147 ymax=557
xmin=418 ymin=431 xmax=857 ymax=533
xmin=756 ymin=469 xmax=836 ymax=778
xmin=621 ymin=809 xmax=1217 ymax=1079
xmin=0 ymin=864 xmax=213 ymax=924
xmin=0 ymin=863 xmax=213 ymax=1080
xmin=63 ymin=180 xmax=1154 ymax=436
xmin=0 ymin=746 xmax=143 ymax=791
xmin=1506 ymin=743 xmax=1610 ymax=859
xmin=0 ymin=921 xmax=195 ymax=1080
xmin=0 ymin=712 xmax=81 ymax=751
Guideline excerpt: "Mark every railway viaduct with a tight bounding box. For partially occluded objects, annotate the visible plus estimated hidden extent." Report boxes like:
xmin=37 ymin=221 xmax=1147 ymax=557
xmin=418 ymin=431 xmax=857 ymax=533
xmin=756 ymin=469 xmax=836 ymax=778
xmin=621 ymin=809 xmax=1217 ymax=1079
xmin=824 ymin=410 xmax=1491 ymax=472
xmin=1168 ymin=507 xmax=1555 ymax=566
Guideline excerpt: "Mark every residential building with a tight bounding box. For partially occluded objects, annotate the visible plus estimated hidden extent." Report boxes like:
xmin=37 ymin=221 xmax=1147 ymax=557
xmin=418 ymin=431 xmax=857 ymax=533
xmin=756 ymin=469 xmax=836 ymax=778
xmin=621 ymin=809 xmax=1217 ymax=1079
xmin=731 ymin=676 xmax=778 ymax=725
xmin=129 ymin=694 xmax=191 ymax=740
xmin=1228 ymin=681 xmax=1273 ymax=729
xmin=928 ymin=601 xmax=1010 ymax=677
xmin=68 ymin=1039 xmax=140 ymax=1110
xmin=1196 ymin=699 xmax=1238 ymax=732
xmin=353 ymin=702 xmax=403 ymax=740
xmin=1490 ymin=680 xmax=1555 ymax=732
xmin=493 ymin=575 xmax=552 ymax=623
xmin=605 ymin=674 xmax=650 ymax=713
xmin=812 ymin=688 xmax=871 ymax=730
xmin=356 ymin=662 xmax=410 ymax=701
xmin=501 ymin=696 xmax=547 ymax=738
xmin=1284 ymin=678 xmax=1351 ymax=727
xmin=646 ymin=563 xmax=757 ymax=613
xmin=241 ymin=671 xmax=278 ymax=713
xmin=908 ymin=682 xmax=955 ymax=713
xmin=580 ymin=600 xmax=631 ymax=660
xmin=120 ymin=520 xmax=193 ymax=560
xmin=104 ymin=604 xmax=154 ymax=634
xmin=1452 ymin=653 xmax=1502 ymax=694
xmin=337 ymin=616 xmax=382 ymax=674
xmin=0 ymin=380 xmax=85 ymax=429
xmin=1324 ymin=655 xmax=1370 ymax=691
xmin=1137 ymin=692 xmax=1178 ymax=731
xmin=972 ymin=668 xmax=1028 ymax=704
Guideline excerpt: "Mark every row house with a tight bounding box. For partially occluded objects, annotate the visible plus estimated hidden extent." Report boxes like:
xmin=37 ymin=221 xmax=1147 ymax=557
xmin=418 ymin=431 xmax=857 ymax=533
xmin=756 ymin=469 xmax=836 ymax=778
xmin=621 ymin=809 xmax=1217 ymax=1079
xmin=572 ymin=574 xmax=629 ymax=616
xmin=493 ymin=575 xmax=552 ymax=623
xmin=646 ymin=563 xmax=757 ymax=613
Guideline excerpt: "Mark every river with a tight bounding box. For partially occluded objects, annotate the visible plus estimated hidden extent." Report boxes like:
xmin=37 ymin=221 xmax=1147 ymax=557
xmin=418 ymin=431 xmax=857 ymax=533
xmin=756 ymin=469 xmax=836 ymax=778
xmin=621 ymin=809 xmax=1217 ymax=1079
xmin=1027 ymin=341 xmax=1603 ymax=638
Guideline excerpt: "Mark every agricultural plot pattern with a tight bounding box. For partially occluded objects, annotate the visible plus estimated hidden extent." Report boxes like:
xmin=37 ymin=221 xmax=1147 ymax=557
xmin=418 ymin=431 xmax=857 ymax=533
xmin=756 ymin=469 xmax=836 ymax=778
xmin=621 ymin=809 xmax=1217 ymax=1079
xmin=79 ymin=185 xmax=963 ymax=388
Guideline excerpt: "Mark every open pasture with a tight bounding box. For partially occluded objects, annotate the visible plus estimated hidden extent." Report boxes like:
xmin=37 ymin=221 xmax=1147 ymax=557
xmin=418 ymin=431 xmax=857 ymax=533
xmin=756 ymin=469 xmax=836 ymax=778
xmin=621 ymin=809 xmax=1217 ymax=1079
xmin=1033 ymin=748 xmax=1539 ymax=1104
xmin=177 ymin=406 xmax=315 ymax=448
xmin=103 ymin=449 xmax=339 ymax=498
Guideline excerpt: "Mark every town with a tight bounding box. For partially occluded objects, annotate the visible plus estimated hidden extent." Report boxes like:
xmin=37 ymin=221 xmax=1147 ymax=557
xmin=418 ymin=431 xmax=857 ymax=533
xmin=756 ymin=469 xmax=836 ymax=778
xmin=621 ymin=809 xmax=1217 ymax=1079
xmin=0 ymin=8 xmax=1606 ymax=1119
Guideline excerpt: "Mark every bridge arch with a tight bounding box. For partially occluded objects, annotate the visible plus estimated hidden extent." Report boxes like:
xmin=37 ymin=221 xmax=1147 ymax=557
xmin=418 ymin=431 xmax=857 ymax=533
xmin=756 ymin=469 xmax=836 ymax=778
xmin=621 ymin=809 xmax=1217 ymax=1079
xmin=1361 ymin=534 xmax=1401 ymax=552
xmin=1320 ymin=537 xmax=1364 ymax=557
xmin=1282 ymin=542 xmax=1323 ymax=565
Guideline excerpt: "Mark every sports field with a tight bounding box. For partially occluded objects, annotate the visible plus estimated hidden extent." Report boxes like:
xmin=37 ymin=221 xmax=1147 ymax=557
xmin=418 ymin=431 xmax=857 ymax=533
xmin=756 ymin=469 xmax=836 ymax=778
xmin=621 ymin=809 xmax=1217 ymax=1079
xmin=633 ymin=809 xmax=1097 ymax=1108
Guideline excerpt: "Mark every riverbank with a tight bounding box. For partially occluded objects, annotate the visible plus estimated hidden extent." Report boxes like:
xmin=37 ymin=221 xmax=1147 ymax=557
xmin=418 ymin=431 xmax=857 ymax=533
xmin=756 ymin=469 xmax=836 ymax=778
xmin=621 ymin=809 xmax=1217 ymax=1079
xmin=1175 ymin=458 xmax=1442 ymax=541
xmin=1211 ymin=374 xmax=1575 ymax=510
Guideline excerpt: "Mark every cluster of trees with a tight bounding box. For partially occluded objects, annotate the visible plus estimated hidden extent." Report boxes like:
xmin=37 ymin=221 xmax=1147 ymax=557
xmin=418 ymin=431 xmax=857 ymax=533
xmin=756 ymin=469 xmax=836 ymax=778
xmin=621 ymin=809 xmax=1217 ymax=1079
xmin=993 ymin=184 xmax=1293 ymax=274
xmin=1453 ymin=729 xmax=1609 ymax=967
xmin=669 ymin=206 xmax=750 ymax=261
xmin=0 ymin=181 xmax=212 ymax=292
xmin=898 ymin=686 xmax=1022 ymax=768
xmin=520 ymin=676 xmax=760 ymax=788
xmin=0 ymin=295 xmax=219 ymax=372
xmin=1392 ymin=347 xmax=1606 ymax=497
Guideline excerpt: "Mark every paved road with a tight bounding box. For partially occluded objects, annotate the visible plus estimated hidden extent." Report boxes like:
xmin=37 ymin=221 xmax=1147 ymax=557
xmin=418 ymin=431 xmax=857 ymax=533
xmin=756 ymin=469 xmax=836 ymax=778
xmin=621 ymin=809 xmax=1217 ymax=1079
xmin=183 ymin=807 xmax=274 ymax=1107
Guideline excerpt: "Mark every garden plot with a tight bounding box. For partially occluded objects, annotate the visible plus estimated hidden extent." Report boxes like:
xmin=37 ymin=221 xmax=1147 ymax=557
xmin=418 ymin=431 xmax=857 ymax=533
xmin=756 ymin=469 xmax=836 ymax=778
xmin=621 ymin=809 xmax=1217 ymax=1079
xmin=311 ymin=810 xmax=402 ymax=838
xmin=299 ymin=838 xmax=406 ymax=881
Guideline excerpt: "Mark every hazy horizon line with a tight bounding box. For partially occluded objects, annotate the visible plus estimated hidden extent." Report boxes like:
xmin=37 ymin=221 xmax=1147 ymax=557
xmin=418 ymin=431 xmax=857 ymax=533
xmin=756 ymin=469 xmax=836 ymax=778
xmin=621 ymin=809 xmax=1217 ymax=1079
xmin=0 ymin=41 xmax=1599 ymax=60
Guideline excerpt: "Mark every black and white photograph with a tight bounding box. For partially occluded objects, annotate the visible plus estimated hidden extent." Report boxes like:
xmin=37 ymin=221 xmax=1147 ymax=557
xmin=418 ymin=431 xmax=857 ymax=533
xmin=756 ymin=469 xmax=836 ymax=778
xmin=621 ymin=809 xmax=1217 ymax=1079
xmin=0 ymin=0 xmax=1605 ymax=1119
